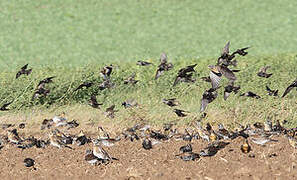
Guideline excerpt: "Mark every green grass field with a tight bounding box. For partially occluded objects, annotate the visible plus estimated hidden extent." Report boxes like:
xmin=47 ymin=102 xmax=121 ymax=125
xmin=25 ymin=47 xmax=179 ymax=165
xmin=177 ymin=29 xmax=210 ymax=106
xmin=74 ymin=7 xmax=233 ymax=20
xmin=0 ymin=0 xmax=296 ymax=128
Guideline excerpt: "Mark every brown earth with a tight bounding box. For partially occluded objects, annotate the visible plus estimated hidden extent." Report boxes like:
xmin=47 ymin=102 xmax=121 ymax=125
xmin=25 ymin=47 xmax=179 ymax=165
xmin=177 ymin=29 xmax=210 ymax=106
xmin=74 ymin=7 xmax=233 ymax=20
xmin=0 ymin=125 xmax=296 ymax=180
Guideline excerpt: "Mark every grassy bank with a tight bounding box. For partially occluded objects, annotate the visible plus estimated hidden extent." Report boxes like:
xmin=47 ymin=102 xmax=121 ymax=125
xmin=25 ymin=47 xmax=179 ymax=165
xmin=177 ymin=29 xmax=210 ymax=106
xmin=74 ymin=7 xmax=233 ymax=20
xmin=0 ymin=53 xmax=296 ymax=128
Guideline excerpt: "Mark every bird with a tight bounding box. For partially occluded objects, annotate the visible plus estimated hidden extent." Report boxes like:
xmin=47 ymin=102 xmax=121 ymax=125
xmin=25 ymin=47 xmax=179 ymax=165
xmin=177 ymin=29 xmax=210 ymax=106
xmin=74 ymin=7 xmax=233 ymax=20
xmin=217 ymin=41 xmax=249 ymax=66
xmin=136 ymin=60 xmax=152 ymax=66
xmin=89 ymin=95 xmax=103 ymax=109
xmin=199 ymin=141 xmax=229 ymax=157
xmin=201 ymin=76 xmax=211 ymax=82
xmin=200 ymin=88 xmax=218 ymax=112
xmin=92 ymin=139 xmax=113 ymax=162
xmin=75 ymin=130 xmax=89 ymax=146
xmin=123 ymin=73 xmax=138 ymax=85
xmin=7 ymin=129 xmax=22 ymax=144
xmin=177 ymin=152 xmax=200 ymax=161
xmin=74 ymin=82 xmax=93 ymax=91
xmin=173 ymin=64 xmax=197 ymax=86
xmin=179 ymin=144 xmax=192 ymax=153
xmin=240 ymin=91 xmax=261 ymax=99
xmin=122 ymin=99 xmax=138 ymax=108
xmin=85 ymin=149 xmax=100 ymax=165
xmin=37 ymin=76 xmax=55 ymax=88
xmin=48 ymin=131 xmax=72 ymax=149
xmin=98 ymin=79 xmax=113 ymax=90
xmin=224 ymin=83 xmax=240 ymax=100
xmin=257 ymin=66 xmax=272 ymax=78
xmin=282 ymin=78 xmax=297 ymax=98
xmin=209 ymin=65 xmax=237 ymax=87
xmin=288 ymin=136 xmax=297 ymax=149
xmin=100 ymin=65 xmax=113 ymax=80
xmin=19 ymin=123 xmax=26 ymax=129
xmin=105 ymin=105 xmax=118 ymax=118
xmin=266 ymin=85 xmax=278 ymax=96
xmin=32 ymin=85 xmax=50 ymax=100
xmin=24 ymin=158 xmax=36 ymax=170
xmin=173 ymin=109 xmax=188 ymax=117
xmin=240 ymin=138 xmax=251 ymax=154
xmin=0 ymin=101 xmax=13 ymax=111
xmin=142 ymin=138 xmax=153 ymax=150
xmin=162 ymin=98 xmax=180 ymax=107
xmin=16 ymin=64 xmax=32 ymax=79
xmin=250 ymin=135 xmax=277 ymax=146
xmin=216 ymin=123 xmax=230 ymax=140
xmin=155 ymin=53 xmax=173 ymax=79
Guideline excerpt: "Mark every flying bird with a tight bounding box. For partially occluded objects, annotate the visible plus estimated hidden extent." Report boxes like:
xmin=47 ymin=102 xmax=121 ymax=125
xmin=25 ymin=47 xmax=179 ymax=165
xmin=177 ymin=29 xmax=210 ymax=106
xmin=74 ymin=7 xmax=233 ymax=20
xmin=89 ymin=95 xmax=102 ymax=109
xmin=155 ymin=53 xmax=173 ymax=79
xmin=105 ymin=105 xmax=118 ymax=118
xmin=74 ymin=82 xmax=93 ymax=91
xmin=173 ymin=64 xmax=197 ymax=86
xmin=224 ymin=84 xmax=240 ymax=100
xmin=16 ymin=64 xmax=32 ymax=79
xmin=240 ymin=91 xmax=261 ymax=99
xmin=257 ymin=66 xmax=272 ymax=78
xmin=282 ymin=78 xmax=297 ymax=98
xmin=0 ymin=101 xmax=13 ymax=111
xmin=100 ymin=65 xmax=113 ymax=80
xmin=162 ymin=98 xmax=180 ymax=107
xmin=137 ymin=60 xmax=153 ymax=66
xmin=208 ymin=65 xmax=236 ymax=90
xmin=37 ymin=76 xmax=55 ymax=88
xmin=200 ymin=88 xmax=218 ymax=112
xmin=266 ymin=85 xmax=278 ymax=96
xmin=173 ymin=109 xmax=189 ymax=117
xmin=123 ymin=73 xmax=138 ymax=85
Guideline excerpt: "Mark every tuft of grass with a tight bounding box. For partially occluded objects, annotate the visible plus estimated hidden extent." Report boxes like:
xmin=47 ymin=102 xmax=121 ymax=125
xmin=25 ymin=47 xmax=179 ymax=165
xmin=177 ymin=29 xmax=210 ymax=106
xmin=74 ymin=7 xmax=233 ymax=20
xmin=0 ymin=54 xmax=296 ymax=128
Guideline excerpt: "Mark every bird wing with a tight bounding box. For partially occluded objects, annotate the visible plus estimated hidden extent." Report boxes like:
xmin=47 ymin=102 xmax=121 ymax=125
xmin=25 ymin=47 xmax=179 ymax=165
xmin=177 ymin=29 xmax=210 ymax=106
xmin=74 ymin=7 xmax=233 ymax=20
xmin=21 ymin=64 xmax=28 ymax=70
xmin=221 ymin=41 xmax=230 ymax=56
xmin=200 ymin=98 xmax=209 ymax=112
xmin=219 ymin=66 xmax=236 ymax=81
xmin=282 ymin=85 xmax=294 ymax=98
xmin=209 ymin=71 xmax=221 ymax=90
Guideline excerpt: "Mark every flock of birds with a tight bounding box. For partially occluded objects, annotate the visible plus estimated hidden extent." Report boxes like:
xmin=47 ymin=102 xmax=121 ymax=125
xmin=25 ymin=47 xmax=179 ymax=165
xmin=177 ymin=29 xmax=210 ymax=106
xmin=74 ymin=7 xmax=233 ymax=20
xmin=0 ymin=41 xmax=296 ymax=171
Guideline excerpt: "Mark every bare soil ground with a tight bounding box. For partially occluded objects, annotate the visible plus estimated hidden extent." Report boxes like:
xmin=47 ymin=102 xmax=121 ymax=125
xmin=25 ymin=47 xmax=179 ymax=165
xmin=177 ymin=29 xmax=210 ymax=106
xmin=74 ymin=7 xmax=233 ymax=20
xmin=0 ymin=125 xmax=296 ymax=180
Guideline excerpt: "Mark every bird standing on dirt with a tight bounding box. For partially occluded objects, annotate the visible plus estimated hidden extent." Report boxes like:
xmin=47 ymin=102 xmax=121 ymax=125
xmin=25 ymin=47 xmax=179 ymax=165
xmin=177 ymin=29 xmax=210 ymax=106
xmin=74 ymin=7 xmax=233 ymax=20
xmin=16 ymin=64 xmax=32 ymax=79
xmin=240 ymin=138 xmax=251 ymax=153
xmin=105 ymin=105 xmax=118 ymax=118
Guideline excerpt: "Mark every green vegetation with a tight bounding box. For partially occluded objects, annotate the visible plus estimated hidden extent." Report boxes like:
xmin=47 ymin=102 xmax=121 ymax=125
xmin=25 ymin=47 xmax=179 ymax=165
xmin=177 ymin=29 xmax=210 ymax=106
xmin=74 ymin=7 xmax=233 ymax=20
xmin=1 ymin=0 xmax=297 ymax=70
xmin=0 ymin=54 xmax=296 ymax=128
xmin=0 ymin=1 xmax=296 ymax=128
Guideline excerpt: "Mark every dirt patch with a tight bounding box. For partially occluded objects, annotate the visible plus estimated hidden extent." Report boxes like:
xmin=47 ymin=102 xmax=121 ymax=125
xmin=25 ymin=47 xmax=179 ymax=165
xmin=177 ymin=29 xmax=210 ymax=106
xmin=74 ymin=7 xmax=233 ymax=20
xmin=0 ymin=126 xmax=296 ymax=180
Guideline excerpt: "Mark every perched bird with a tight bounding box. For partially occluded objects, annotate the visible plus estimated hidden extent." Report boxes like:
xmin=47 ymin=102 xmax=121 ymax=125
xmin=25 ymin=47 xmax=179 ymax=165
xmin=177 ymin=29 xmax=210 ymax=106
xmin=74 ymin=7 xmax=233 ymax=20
xmin=66 ymin=120 xmax=79 ymax=129
xmin=32 ymin=85 xmax=50 ymax=100
xmin=155 ymin=53 xmax=173 ymax=79
xmin=257 ymin=66 xmax=272 ymax=78
xmin=216 ymin=123 xmax=230 ymax=140
xmin=100 ymin=65 xmax=113 ymax=80
xmin=24 ymin=158 xmax=36 ymax=170
xmin=266 ymin=85 xmax=278 ymax=96
xmin=75 ymin=130 xmax=89 ymax=146
xmin=137 ymin=60 xmax=152 ymax=66
xmin=288 ymin=136 xmax=297 ymax=149
xmin=7 ymin=129 xmax=22 ymax=144
xmin=98 ymin=79 xmax=113 ymax=90
xmin=162 ymin=98 xmax=179 ymax=107
xmin=48 ymin=132 xmax=72 ymax=149
xmin=85 ymin=149 xmax=100 ymax=165
xmin=89 ymin=95 xmax=103 ymax=109
xmin=179 ymin=144 xmax=192 ymax=153
xmin=92 ymin=139 xmax=114 ymax=162
xmin=122 ymin=99 xmax=138 ymax=108
xmin=123 ymin=73 xmax=138 ymax=85
xmin=40 ymin=119 xmax=53 ymax=130
xmin=240 ymin=138 xmax=251 ymax=154
xmin=224 ymin=83 xmax=240 ymax=100
xmin=105 ymin=105 xmax=118 ymax=118
xmin=173 ymin=109 xmax=188 ymax=117
xmin=250 ymin=135 xmax=277 ymax=146
xmin=282 ymin=78 xmax=297 ymax=98
xmin=177 ymin=152 xmax=200 ymax=161
xmin=74 ymin=82 xmax=93 ymax=91
xmin=173 ymin=64 xmax=197 ymax=86
xmin=200 ymin=88 xmax=218 ymax=112
xmin=200 ymin=141 xmax=229 ymax=157
xmin=142 ymin=138 xmax=153 ymax=150
xmin=240 ymin=91 xmax=261 ymax=99
xmin=0 ymin=101 xmax=13 ymax=111
xmin=16 ymin=64 xmax=32 ymax=79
